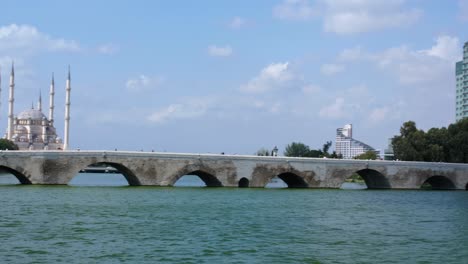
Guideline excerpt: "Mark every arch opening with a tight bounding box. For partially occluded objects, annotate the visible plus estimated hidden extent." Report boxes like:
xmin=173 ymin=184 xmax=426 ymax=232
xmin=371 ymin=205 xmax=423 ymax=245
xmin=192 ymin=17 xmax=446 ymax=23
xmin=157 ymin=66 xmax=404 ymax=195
xmin=238 ymin=177 xmax=249 ymax=188
xmin=174 ymin=170 xmax=222 ymax=187
xmin=271 ymin=172 xmax=308 ymax=188
xmin=0 ymin=166 xmax=31 ymax=185
xmin=466 ymin=182 xmax=468 ymax=191
xmin=421 ymin=176 xmax=455 ymax=190
xmin=69 ymin=162 xmax=140 ymax=186
xmin=355 ymin=169 xmax=391 ymax=189
xmin=340 ymin=173 xmax=367 ymax=190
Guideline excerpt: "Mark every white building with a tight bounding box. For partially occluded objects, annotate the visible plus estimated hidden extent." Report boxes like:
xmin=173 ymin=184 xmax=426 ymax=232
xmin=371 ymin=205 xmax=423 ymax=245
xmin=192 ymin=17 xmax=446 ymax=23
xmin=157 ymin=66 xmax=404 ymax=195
xmin=335 ymin=124 xmax=377 ymax=159
xmin=2 ymin=63 xmax=71 ymax=150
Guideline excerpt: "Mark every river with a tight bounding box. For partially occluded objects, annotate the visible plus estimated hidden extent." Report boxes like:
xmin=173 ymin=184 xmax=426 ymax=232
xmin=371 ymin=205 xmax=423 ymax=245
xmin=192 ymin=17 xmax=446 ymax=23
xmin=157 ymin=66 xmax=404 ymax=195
xmin=0 ymin=173 xmax=467 ymax=263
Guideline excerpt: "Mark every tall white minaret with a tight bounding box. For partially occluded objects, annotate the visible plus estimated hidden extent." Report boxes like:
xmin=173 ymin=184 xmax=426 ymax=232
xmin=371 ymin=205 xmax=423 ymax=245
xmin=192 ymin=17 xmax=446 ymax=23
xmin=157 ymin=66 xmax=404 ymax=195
xmin=63 ymin=66 xmax=71 ymax=150
xmin=37 ymin=90 xmax=42 ymax=111
xmin=48 ymin=73 xmax=55 ymax=124
xmin=7 ymin=63 xmax=15 ymax=140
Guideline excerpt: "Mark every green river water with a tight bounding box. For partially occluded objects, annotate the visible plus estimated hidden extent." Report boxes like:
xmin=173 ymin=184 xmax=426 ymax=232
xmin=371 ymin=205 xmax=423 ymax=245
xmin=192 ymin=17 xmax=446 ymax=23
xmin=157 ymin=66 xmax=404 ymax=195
xmin=0 ymin=174 xmax=467 ymax=263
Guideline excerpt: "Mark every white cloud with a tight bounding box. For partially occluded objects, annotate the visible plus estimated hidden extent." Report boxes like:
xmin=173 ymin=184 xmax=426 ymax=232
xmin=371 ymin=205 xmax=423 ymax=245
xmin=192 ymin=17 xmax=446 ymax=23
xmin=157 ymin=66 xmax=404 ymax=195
xmin=368 ymin=106 xmax=390 ymax=124
xmin=420 ymin=36 xmax=461 ymax=62
xmin=0 ymin=24 xmax=80 ymax=54
xmin=240 ymin=62 xmax=295 ymax=93
xmin=147 ymin=101 xmax=209 ymax=123
xmin=126 ymin=74 xmax=164 ymax=92
xmin=459 ymin=0 xmax=468 ymax=21
xmin=319 ymin=97 xmax=348 ymax=119
xmin=273 ymin=0 xmax=318 ymax=21
xmin=302 ymin=84 xmax=321 ymax=94
xmin=97 ymin=43 xmax=119 ymax=55
xmin=208 ymin=45 xmax=233 ymax=57
xmin=229 ymin=17 xmax=247 ymax=29
xmin=337 ymin=35 xmax=461 ymax=84
xmin=320 ymin=63 xmax=345 ymax=75
xmin=338 ymin=46 xmax=366 ymax=61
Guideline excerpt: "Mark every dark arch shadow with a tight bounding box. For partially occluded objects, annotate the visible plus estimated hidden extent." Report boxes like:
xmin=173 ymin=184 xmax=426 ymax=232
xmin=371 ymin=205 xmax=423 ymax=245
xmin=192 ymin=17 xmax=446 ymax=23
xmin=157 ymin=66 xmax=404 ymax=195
xmin=356 ymin=169 xmax=391 ymax=189
xmin=277 ymin=172 xmax=308 ymax=188
xmin=466 ymin=182 xmax=468 ymax=191
xmin=186 ymin=170 xmax=222 ymax=187
xmin=74 ymin=162 xmax=141 ymax=186
xmin=238 ymin=177 xmax=249 ymax=188
xmin=0 ymin=166 xmax=31 ymax=184
xmin=422 ymin=176 xmax=455 ymax=190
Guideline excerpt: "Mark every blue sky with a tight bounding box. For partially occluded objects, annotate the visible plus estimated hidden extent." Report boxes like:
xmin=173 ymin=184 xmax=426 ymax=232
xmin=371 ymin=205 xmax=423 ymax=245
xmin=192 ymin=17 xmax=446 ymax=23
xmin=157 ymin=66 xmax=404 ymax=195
xmin=0 ymin=0 xmax=467 ymax=154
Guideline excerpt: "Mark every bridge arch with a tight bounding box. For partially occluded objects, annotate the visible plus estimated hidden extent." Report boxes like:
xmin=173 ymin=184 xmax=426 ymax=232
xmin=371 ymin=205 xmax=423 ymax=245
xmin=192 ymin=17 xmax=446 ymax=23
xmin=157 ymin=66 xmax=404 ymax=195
xmin=466 ymin=182 xmax=468 ymax=191
xmin=170 ymin=165 xmax=222 ymax=187
xmin=238 ymin=177 xmax=249 ymax=188
xmin=355 ymin=169 xmax=391 ymax=189
xmin=72 ymin=162 xmax=141 ymax=186
xmin=0 ymin=165 xmax=31 ymax=184
xmin=276 ymin=172 xmax=308 ymax=188
xmin=421 ymin=175 xmax=456 ymax=190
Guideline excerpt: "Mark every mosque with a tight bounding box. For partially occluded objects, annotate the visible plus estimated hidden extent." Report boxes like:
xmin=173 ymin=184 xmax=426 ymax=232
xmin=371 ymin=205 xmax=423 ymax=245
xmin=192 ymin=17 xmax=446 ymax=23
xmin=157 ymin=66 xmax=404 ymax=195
xmin=1 ymin=63 xmax=71 ymax=150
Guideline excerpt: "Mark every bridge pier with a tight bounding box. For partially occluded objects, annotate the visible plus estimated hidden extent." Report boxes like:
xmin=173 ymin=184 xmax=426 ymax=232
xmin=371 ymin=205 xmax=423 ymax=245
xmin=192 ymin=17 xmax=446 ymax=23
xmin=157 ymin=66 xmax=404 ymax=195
xmin=0 ymin=151 xmax=466 ymax=190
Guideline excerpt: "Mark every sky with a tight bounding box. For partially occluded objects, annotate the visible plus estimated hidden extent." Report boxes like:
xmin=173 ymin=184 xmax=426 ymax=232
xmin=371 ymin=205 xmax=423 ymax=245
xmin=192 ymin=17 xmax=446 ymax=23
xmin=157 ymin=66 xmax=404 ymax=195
xmin=0 ymin=0 xmax=467 ymax=154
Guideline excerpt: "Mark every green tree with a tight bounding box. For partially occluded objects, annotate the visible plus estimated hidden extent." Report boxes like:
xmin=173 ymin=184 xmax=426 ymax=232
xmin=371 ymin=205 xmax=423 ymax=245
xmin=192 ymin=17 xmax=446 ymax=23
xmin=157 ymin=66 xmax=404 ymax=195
xmin=284 ymin=142 xmax=310 ymax=157
xmin=354 ymin=150 xmax=378 ymax=160
xmin=255 ymin=148 xmax=270 ymax=156
xmin=322 ymin=141 xmax=332 ymax=157
xmin=0 ymin=139 xmax=19 ymax=150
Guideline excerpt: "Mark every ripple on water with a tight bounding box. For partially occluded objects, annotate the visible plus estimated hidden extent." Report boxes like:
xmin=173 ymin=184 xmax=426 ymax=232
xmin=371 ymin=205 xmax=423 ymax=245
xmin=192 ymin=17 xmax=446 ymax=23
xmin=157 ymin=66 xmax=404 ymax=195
xmin=0 ymin=185 xmax=467 ymax=263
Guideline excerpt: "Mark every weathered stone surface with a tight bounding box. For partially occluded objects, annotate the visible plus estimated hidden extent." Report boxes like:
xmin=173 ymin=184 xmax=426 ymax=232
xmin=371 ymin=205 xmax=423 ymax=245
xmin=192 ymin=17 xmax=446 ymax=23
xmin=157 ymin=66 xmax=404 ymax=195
xmin=0 ymin=150 xmax=467 ymax=190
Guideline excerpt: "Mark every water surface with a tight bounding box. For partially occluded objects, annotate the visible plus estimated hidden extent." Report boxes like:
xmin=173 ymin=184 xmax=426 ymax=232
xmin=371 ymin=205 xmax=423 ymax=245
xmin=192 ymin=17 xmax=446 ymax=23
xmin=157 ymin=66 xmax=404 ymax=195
xmin=0 ymin=173 xmax=466 ymax=263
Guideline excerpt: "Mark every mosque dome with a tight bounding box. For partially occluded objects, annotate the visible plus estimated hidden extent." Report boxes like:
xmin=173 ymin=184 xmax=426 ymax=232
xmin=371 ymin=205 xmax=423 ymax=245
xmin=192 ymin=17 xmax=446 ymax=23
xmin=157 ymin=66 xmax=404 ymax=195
xmin=17 ymin=109 xmax=46 ymax=120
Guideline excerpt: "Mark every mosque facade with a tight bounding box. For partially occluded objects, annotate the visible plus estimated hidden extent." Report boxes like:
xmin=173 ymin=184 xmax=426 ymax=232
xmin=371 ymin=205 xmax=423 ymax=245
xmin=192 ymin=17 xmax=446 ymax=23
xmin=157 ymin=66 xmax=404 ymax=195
xmin=2 ymin=64 xmax=71 ymax=150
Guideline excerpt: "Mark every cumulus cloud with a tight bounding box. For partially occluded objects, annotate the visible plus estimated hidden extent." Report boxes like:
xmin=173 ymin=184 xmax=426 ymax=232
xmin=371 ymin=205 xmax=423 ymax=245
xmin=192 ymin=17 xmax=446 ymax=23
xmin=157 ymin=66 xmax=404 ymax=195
xmin=273 ymin=0 xmax=318 ymax=21
xmin=126 ymin=74 xmax=164 ymax=92
xmin=420 ymin=36 xmax=461 ymax=62
xmin=322 ymin=0 xmax=422 ymax=34
xmin=0 ymin=24 xmax=80 ymax=54
xmin=97 ymin=43 xmax=119 ymax=55
xmin=208 ymin=45 xmax=233 ymax=57
xmin=459 ymin=0 xmax=468 ymax=21
xmin=302 ymin=84 xmax=321 ymax=94
xmin=229 ymin=17 xmax=247 ymax=29
xmin=320 ymin=63 xmax=345 ymax=75
xmin=337 ymin=35 xmax=461 ymax=84
xmin=240 ymin=62 xmax=295 ymax=93
xmin=368 ymin=106 xmax=390 ymax=124
xmin=147 ymin=100 xmax=210 ymax=123
xmin=319 ymin=97 xmax=348 ymax=119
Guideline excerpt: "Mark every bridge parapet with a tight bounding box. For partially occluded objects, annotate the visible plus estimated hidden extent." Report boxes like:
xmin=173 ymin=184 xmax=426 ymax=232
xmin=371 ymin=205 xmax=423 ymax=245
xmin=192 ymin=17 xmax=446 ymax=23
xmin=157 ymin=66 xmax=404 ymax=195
xmin=0 ymin=150 xmax=466 ymax=189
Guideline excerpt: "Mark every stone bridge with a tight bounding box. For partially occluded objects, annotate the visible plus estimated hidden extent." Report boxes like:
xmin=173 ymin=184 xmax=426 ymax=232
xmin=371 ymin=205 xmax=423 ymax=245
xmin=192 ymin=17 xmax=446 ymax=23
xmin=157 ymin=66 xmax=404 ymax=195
xmin=0 ymin=151 xmax=467 ymax=190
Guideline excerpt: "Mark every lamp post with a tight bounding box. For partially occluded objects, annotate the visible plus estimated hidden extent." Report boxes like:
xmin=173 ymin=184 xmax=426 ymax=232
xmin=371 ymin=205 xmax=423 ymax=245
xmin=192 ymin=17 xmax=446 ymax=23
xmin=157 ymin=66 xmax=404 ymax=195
xmin=272 ymin=146 xmax=278 ymax=156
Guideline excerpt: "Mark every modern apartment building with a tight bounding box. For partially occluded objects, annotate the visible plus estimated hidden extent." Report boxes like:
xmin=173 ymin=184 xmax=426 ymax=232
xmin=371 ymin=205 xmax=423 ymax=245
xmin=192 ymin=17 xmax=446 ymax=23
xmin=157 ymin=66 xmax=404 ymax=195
xmin=456 ymin=42 xmax=468 ymax=121
xmin=335 ymin=124 xmax=377 ymax=159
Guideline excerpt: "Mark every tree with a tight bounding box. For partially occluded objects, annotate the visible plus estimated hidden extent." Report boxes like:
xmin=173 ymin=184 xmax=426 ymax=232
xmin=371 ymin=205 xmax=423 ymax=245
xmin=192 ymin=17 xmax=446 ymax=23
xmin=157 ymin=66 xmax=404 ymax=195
xmin=284 ymin=142 xmax=310 ymax=157
xmin=354 ymin=150 xmax=378 ymax=160
xmin=391 ymin=119 xmax=468 ymax=163
xmin=0 ymin=139 xmax=19 ymax=150
xmin=255 ymin=148 xmax=270 ymax=156
xmin=322 ymin=141 xmax=332 ymax=156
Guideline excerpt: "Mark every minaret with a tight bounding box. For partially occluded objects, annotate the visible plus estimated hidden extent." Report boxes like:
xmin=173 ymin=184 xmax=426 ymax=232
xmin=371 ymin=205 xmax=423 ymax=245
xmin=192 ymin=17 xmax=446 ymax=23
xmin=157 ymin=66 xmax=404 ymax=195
xmin=63 ymin=66 xmax=71 ymax=150
xmin=7 ymin=62 xmax=15 ymax=140
xmin=49 ymin=73 xmax=55 ymax=124
xmin=37 ymin=90 xmax=42 ymax=111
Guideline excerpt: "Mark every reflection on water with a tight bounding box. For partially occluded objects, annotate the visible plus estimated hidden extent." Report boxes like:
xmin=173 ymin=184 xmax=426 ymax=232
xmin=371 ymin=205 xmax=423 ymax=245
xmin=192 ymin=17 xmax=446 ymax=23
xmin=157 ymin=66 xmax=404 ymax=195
xmin=341 ymin=182 xmax=367 ymax=190
xmin=174 ymin=175 xmax=206 ymax=187
xmin=69 ymin=173 xmax=129 ymax=186
xmin=265 ymin=177 xmax=288 ymax=188
xmin=0 ymin=173 xmax=19 ymax=185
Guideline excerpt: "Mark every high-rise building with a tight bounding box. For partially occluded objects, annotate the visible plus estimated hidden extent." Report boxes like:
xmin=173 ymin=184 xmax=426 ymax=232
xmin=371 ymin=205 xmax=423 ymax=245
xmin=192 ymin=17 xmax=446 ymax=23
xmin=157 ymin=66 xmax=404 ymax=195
xmin=456 ymin=42 xmax=468 ymax=121
xmin=335 ymin=124 xmax=377 ymax=159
